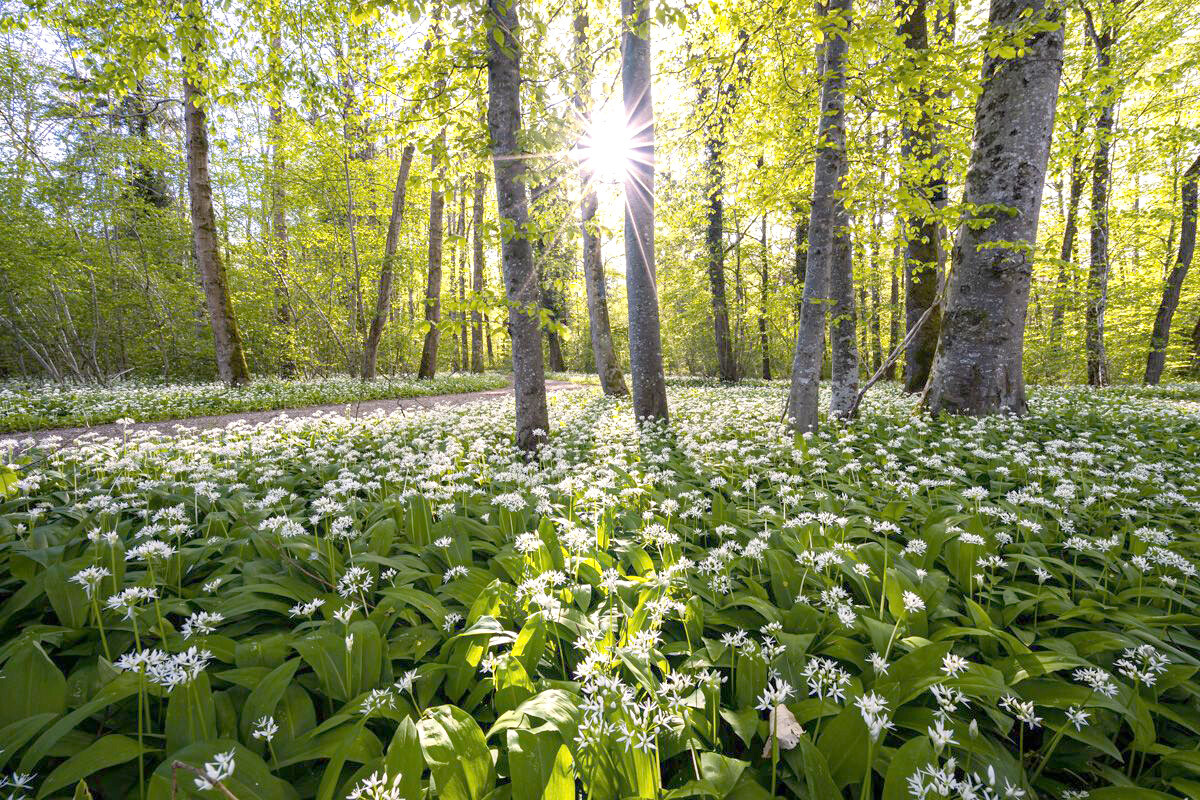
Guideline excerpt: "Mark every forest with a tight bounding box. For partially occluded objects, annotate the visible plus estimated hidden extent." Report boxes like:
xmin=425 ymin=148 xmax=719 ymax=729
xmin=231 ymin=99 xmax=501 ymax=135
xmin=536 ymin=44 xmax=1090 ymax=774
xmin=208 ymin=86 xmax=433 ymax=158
xmin=2 ymin=0 xmax=1200 ymax=796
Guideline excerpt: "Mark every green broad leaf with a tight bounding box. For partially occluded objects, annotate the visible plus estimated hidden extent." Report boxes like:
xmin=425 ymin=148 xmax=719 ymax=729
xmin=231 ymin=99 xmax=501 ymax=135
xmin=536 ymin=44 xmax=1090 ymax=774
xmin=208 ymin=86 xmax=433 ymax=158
xmin=239 ymin=658 xmax=300 ymax=743
xmin=166 ymin=673 xmax=218 ymax=753
xmin=882 ymin=735 xmax=934 ymax=800
xmin=0 ymin=640 xmax=68 ymax=729
xmin=719 ymin=707 xmax=759 ymax=749
xmin=147 ymin=740 xmax=299 ymax=800
xmin=506 ymin=729 xmax=573 ymax=800
xmin=1087 ymin=789 xmax=1179 ymax=799
xmin=698 ymin=752 xmax=749 ymax=798
xmin=417 ymin=705 xmax=496 ymax=800
xmin=20 ymin=672 xmax=140 ymax=771
xmin=493 ymin=657 xmax=534 ymax=715
xmin=384 ymin=717 xmax=425 ymax=800
xmin=37 ymin=734 xmax=149 ymax=799
xmin=0 ymin=713 xmax=57 ymax=771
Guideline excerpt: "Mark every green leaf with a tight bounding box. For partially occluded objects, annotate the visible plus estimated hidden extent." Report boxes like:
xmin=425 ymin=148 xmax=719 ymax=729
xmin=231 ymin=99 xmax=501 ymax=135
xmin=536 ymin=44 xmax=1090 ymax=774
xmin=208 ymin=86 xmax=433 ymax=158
xmin=506 ymin=729 xmax=573 ymax=800
xmin=0 ymin=640 xmax=68 ymax=729
xmin=37 ymin=734 xmax=149 ymax=799
xmin=147 ymin=740 xmax=299 ymax=800
xmin=883 ymin=735 xmax=934 ymax=800
xmin=418 ymin=705 xmax=495 ymax=800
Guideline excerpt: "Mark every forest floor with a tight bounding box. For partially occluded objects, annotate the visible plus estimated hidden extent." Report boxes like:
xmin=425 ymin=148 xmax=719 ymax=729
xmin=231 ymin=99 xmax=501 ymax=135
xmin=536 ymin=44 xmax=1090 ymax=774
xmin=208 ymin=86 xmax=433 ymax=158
xmin=15 ymin=379 xmax=584 ymax=449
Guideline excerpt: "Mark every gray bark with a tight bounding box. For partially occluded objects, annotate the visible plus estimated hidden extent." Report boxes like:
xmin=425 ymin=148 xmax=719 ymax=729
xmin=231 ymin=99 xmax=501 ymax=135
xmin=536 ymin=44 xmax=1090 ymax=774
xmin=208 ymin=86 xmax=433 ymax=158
xmin=829 ymin=166 xmax=858 ymax=418
xmin=786 ymin=0 xmax=851 ymax=432
xmin=897 ymin=0 xmax=943 ymax=393
xmin=362 ymin=144 xmax=415 ymax=380
xmin=573 ymin=9 xmax=627 ymax=396
xmin=924 ymin=0 xmax=1063 ymax=415
xmin=1085 ymin=14 xmax=1116 ymax=386
xmin=418 ymin=139 xmax=446 ymax=379
xmin=760 ymin=210 xmax=771 ymax=380
xmin=471 ymin=170 xmax=486 ymax=373
xmin=182 ymin=9 xmax=250 ymax=386
xmin=487 ymin=0 xmax=548 ymax=451
xmin=1145 ymin=155 xmax=1199 ymax=384
xmin=622 ymin=0 xmax=669 ymax=422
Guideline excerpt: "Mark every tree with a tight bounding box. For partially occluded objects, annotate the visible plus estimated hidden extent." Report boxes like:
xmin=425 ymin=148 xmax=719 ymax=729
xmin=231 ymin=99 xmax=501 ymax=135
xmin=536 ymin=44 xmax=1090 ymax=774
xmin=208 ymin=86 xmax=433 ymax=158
xmin=829 ymin=163 xmax=858 ymax=417
xmin=1083 ymin=2 xmax=1120 ymax=387
xmin=787 ymin=0 xmax=851 ymax=433
xmin=621 ymin=0 xmax=669 ymax=422
xmin=487 ymin=0 xmax=549 ymax=451
xmin=182 ymin=2 xmax=251 ymax=386
xmin=924 ymin=0 xmax=1064 ymax=414
xmin=896 ymin=0 xmax=944 ymax=393
xmin=572 ymin=5 xmax=628 ymax=396
xmin=470 ymin=169 xmax=487 ymax=373
xmin=1145 ymin=154 xmax=1199 ymax=383
xmin=362 ymin=144 xmax=416 ymax=380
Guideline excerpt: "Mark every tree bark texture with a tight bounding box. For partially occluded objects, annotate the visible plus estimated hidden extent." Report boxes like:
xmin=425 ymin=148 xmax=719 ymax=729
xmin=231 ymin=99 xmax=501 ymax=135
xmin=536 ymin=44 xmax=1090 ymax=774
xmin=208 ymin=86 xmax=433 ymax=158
xmin=924 ymin=0 xmax=1063 ymax=415
xmin=471 ymin=170 xmax=487 ymax=373
xmin=1086 ymin=19 xmax=1115 ymax=386
xmin=362 ymin=144 xmax=415 ymax=380
xmin=787 ymin=0 xmax=850 ymax=432
xmin=418 ymin=138 xmax=446 ymax=379
xmin=622 ymin=0 xmax=669 ymax=422
xmin=487 ymin=0 xmax=549 ymax=451
xmin=1144 ymin=155 xmax=1199 ymax=384
xmin=829 ymin=171 xmax=858 ymax=418
xmin=182 ymin=12 xmax=250 ymax=387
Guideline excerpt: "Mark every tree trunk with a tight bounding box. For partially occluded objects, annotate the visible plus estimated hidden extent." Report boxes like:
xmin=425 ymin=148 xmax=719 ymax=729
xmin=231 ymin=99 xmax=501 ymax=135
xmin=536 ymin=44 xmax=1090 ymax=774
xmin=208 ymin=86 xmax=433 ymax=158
xmin=1086 ymin=18 xmax=1116 ymax=387
xmin=1049 ymin=152 xmax=1084 ymax=354
xmin=759 ymin=211 xmax=771 ymax=380
xmin=897 ymin=0 xmax=943 ymax=393
xmin=362 ymin=144 xmax=415 ymax=380
xmin=1145 ymin=155 xmax=1200 ymax=384
xmin=471 ymin=170 xmax=486 ymax=373
xmin=829 ymin=166 xmax=858 ymax=417
xmin=622 ymin=0 xmax=669 ymax=422
xmin=572 ymin=4 xmax=627 ymax=396
xmin=923 ymin=0 xmax=1063 ymax=415
xmin=703 ymin=105 xmax=736 ymax=382
xmin=418 ymin=139 xmax=446 ymax=379
xmin=182 ymin=9 xmax=250 ymax=387
xmin=886 ymin=246 xmax=900 ymax=380
xmin=487 ymin=0 xmax=548 ymax=451
xmin=787 ymin=0 xmax=850 ymax=432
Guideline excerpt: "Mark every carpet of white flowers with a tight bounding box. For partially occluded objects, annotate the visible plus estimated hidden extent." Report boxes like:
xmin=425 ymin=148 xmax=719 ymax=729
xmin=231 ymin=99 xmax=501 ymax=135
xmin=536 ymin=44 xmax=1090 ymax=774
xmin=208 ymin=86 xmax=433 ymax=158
xmin=0 ymin=374 xmax=509 ymax=433
xmin=2 ymin=383 xmax=1200 ymax=800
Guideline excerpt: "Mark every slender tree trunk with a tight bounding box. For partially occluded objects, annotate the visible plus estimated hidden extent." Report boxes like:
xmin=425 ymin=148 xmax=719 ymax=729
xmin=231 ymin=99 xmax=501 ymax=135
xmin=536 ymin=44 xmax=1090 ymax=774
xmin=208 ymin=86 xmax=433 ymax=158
xmin=622 ymin=0 xmax=669 ymax=422
xmin=870 ymin=280 xmax=883 ymax=371
xmin=703 ymin=99 xmax=736 ymax=382
xmin=794 ymin=207 xmax=807 ymax=328
xmin=457 ymin=188 xmax=468 ymax=370
xmin=897 ymin=0 xmax=942 ymax=393
xmin=418 ymin=139 xmax=446 ymax=379
xmin=1145 ymin=155 xmax=1200 ymax=383
xmin=1086 ymin=17 xmax=1116 ymax=386
xmin=362 ymin=144 xmax=415 ymax=379
xmin=829 ymin=164 xmax=858 ymax=417
xmin=267 ymin=59 xmax=295 ymax=376
xmin=886 ymin=246 xmax=900 ymax=380
xmin=572 ymin=4 xmax=627 ymax=396
xmin=759 ymin=211 xmax=771 ymax=380
xmin=1049 ymin=153 xmax=1084 ymax=354
xmin=181 ymin=9 xmax=250 ymax=386
xmin=787 ymin=0 xmax=850 ymax=432
xmin=487 ymin=0 xmax=548 ymax=451
xmin=924 ymin=0 xmax=1063 ymax=414
xmin=471 ymin=170 xmax=486 ymax=373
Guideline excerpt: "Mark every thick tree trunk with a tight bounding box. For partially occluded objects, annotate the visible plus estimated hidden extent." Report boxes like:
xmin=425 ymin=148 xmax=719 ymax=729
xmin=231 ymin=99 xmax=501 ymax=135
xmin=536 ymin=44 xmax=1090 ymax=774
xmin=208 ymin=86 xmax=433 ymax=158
xmin=182 ymin=13 xmax=250 ymax=387
xmin=787 ymin=0 xmax=850 ymax=432
xmin=622 ymin=0 xmax=669 ymax=422
xmin=1049 ymin=153 xmax=1084 ymax=353
xmin=897 ymin=0 xmax=943 ymax=393
xmin=794 ymin=208 xmax=807 ymax=327
xmin=572 ymin=4 xmax=627 ymax=396
xmin=1086 ymin=20 xmax=1115 ymax=387
xmin=362 ymin=144 xmax=415 ymax=380
xmin=1145 ymin=155 xmax=1200 ymax=384
xmin=829 ymin=170 xmax=858 ymax=417
xmin=924 ymin=0 xmax=1063 ymax=415
xmin=759 ymin=211 xmax=771 ymax=380
xmin=418 ymin=139 xmax=446 ymax=379
xmin=471 ymin=170 xmax=486 ymax=373
xmin=487 ymin=0 xmax=548 ymax=451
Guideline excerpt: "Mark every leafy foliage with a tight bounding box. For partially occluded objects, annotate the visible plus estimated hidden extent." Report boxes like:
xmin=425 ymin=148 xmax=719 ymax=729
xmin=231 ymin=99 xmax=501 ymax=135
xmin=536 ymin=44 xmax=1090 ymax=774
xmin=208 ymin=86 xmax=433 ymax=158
xmin=2 ymin=384 xmax=1199 ymax=797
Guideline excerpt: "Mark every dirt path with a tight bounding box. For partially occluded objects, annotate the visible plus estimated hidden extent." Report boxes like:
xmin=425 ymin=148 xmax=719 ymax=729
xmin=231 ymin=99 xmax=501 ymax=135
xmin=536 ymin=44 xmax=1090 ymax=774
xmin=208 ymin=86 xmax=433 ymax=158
xmin=19 ymin=380 xmax=587 ymax=449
